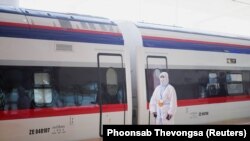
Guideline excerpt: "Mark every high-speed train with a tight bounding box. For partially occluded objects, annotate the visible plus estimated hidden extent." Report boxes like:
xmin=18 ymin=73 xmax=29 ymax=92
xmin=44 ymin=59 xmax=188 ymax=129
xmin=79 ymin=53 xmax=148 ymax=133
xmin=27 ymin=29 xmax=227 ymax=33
xmin=1 ymin=5 xmax=250 ymax=141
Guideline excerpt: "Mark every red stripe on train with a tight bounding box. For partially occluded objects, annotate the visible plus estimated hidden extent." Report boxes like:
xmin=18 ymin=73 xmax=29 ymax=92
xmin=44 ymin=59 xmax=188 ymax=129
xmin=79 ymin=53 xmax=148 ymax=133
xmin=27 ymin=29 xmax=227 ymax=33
xmin=146 ymin=95 xmax=250 ymax=108
xmin=177 ymin=95 xmax=250 ymax=106
xmin=0 ymin=104 xmax=127 ymax=120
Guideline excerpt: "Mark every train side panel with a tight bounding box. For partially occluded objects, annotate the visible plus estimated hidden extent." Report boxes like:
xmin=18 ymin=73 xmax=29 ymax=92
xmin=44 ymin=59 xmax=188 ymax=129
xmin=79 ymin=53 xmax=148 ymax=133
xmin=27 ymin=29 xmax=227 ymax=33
xmin=0 ymin=6 xmax=132 ymax=141
xmin=140 ymin=24 xmax=250 ymax=124
xmin=118 ymin=21 xmax=250 ymax=125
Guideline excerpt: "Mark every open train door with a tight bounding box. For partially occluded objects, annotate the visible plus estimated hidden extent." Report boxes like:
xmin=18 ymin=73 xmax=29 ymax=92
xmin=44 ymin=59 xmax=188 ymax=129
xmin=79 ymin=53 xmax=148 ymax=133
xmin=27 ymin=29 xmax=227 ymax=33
xmin=97 ymin=53 xmax=127 ymax=136
xmin=145 ymin=56 xmax=168 ymax=124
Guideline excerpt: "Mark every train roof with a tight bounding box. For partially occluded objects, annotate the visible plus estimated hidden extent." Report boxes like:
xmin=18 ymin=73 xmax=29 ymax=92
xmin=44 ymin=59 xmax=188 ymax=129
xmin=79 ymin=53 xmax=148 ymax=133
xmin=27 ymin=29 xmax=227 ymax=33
xmin=0 ymin=5 xmax=115 ymax=25
xmin=136 ymin=22 xmax=250 ymax=41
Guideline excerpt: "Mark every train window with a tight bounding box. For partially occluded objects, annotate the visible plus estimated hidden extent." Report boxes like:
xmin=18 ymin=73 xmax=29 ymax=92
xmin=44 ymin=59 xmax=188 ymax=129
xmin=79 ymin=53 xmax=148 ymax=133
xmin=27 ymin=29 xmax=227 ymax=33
xmin=97 ymin=54 xmax=126 ymax=104
xmin=168 ymin=69 xmax=201 ymax=99
xmin=169 ymin=70 xmax=229 ymax=99
xmin=217 ymin=72 xmax=227 ymax=96
xmin=0 ymin=88 xmax=5 ymax=110
xmin=88 ymin=23 xmax=96 ymax=30
xmin=242 ymin=72 xmax=250 ymax=94
xmin=34 ymin=73 xmax=50 ymax=85
xmin=226 ymin=73 xmax=243 ymax=95
xmin=100 ymin=68 xmax=125 ymax=104
xmin=206 ymin=73 xmax=219 ymax=97
xmin=209 ymin=73 xmax=217 ymax=83
xmin=1 ymin=68 xmax=33 ymax=110
xmin=100 ymin=24 xmax=106 ymax=31
xmin=226 ymin=74 xmax=242 ymax=82
xmin=98 ymin=67 xmax=126 ymax=104
xmin=159 ymin=70 xmax=248 ymax=100
xmin=59 ymin=19 xmax=72 ymax=29
xmin=81 ymin=82 xmax=98 ymax=105
xmin=56 ymin=67 xmax=98 ymax=106
xmin=227 ymin=84 xmax=243 ymax=95
xmin=34 ymin=89 xmax=52 ymax=104
xmin=106 ymin=68 xmax=118 ymax=96
xmin=153 ymin=69 xmax=161 ymax=88
xmin=145 ymin=69 xmax=166 ymax=102
xmin=80 ymin=22 xmax=89 ymax=29
xmin=34 ymin=73 xmax=52 ymax=105
xmin=145 ymin=56 xmax=167 ymax=102
xmin=0 ymin=66 xmax=103 ymax=110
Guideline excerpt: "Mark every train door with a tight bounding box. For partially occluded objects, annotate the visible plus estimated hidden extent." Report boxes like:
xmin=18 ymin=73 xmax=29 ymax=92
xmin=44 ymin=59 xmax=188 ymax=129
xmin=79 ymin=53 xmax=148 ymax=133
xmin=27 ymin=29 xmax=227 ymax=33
xmin=145 ymin=56 xmax=168 ymax=124
xmin=97 ymin=53 xmax=127 ymax=136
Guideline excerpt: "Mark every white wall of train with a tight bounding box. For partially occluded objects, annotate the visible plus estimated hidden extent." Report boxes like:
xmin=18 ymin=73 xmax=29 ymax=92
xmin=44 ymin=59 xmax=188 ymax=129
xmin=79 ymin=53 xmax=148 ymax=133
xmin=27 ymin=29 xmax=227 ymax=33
xmin=1 ymin=5 xmax=250 ymax=141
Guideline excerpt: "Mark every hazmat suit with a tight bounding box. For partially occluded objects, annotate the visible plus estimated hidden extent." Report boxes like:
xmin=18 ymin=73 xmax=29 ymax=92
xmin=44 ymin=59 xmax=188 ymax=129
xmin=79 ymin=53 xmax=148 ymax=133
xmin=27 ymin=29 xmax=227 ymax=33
xmin=149 ymin=72 xmax=177 ymax=125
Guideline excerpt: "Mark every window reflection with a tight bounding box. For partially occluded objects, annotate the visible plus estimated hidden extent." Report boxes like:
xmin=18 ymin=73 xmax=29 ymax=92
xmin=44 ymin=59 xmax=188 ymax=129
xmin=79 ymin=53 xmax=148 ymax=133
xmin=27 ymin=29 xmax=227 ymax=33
xmin=100 ymin=68 xmax=126 ymax=104
xmin=168 ymin=70 xmax=248 ymax=100
xmin=0 ymin=65 xmax=128 ymax=110
xmin=226 ymin=74 xmax=243 ymax=95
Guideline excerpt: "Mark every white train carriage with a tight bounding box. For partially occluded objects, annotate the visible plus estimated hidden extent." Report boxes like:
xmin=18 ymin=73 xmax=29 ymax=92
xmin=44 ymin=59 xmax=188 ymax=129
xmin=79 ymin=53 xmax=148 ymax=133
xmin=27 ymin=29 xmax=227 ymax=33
xmin=118 ymin=21 xmax=250 ymax=125
xmin=0 ymin=6 xmax=132 ymax=141
xmin=1 ymin=4 xmax=250 ymax=141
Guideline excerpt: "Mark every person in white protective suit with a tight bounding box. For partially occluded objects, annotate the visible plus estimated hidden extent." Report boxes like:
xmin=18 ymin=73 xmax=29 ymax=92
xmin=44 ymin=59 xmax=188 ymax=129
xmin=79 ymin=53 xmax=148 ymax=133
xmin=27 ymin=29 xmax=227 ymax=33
xmin=149 ymin=72 xmax=177 ymax=125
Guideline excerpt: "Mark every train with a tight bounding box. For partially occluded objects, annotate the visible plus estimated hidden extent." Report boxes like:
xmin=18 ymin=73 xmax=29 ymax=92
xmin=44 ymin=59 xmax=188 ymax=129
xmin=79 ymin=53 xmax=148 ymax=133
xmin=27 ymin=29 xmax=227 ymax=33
xmin=1 ymin=5 xmax=250 ymax=141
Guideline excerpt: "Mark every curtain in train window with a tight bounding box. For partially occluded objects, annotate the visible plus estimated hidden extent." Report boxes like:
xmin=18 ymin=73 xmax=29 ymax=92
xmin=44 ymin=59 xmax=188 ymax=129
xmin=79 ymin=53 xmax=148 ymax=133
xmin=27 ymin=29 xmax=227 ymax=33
xmin=106 ymin=68 xmax=118 ymax=97
xmin=105 ymin=68 xmax=120 ymax=103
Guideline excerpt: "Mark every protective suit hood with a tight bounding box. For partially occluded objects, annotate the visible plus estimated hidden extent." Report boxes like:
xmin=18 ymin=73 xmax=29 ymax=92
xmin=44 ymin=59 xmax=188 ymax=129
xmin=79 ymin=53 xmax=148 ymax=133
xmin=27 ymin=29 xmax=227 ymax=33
xmin=159 ymin=72 xmax=169 ymax=87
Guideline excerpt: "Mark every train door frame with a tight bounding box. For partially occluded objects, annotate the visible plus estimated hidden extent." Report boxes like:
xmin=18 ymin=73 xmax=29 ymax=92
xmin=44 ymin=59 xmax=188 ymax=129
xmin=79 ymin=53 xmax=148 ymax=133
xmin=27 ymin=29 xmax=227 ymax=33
xmin=145 ymin=55 xmax=168 ymax=124
xmin=97 ymin=53 xmax=126 ymax=136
